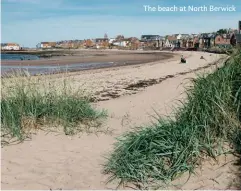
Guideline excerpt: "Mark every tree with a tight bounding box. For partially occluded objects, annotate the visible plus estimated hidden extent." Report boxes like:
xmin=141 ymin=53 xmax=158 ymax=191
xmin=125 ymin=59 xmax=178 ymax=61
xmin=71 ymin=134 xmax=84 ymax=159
xmin=217 ymin=29 xmax=228 ymax=35
xmin=85 ymin=39 xmax=93 ymax=47
xmin=102 ymin=41 xmax=109 ymax=48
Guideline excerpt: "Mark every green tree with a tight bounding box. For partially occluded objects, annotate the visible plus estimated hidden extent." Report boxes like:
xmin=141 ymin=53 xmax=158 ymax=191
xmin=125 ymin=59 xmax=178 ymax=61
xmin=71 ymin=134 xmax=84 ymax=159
xmin=217 ymin=28 xmax=228 ymax=35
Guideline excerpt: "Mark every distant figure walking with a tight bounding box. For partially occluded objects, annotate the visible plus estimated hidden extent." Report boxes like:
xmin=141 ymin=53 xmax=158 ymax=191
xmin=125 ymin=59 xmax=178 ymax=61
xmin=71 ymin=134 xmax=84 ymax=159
xmin=180 ymin=55 xmax=186 ymax=63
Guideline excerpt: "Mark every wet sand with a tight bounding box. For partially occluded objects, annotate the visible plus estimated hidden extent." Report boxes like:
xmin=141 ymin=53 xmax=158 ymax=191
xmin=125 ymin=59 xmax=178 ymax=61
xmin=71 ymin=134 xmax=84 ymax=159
xmin=1 ymin=50 xmax=175 ymax=75
xmin=1 ymin=50 xmax=174 ymax=66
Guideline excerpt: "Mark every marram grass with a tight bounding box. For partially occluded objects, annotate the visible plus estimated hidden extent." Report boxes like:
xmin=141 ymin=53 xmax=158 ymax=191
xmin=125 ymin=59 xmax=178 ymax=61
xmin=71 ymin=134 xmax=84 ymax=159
xmin=1 ymin=73 xmax=107 ymax=141
xmin=104 ymin=49 xmax=241 ymax=188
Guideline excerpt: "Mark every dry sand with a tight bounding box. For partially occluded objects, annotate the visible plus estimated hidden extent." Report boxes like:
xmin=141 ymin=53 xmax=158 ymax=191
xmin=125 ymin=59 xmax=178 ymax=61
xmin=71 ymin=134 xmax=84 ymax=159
xmin=1 ymin=51 xmax=240 ymax=190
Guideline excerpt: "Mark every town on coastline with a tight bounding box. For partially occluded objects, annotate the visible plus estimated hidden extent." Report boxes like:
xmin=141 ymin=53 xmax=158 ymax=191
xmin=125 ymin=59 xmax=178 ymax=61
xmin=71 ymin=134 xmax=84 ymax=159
xmin=1 ymin=21 xmax=241 ymax=52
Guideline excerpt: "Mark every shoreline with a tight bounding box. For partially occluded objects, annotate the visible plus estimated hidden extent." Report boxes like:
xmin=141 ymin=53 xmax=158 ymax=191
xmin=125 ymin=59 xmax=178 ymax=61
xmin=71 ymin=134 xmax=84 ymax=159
xmin=1 ymin=51 xmax=175 ymax=76
xmin=1 ymin=50 xmax=174 ymax=66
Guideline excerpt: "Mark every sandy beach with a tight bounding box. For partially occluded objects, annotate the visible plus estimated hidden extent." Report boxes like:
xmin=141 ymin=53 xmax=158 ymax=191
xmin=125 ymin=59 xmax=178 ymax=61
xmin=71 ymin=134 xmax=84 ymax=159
xmin=1 ymin=51 xmax=240 ymax=190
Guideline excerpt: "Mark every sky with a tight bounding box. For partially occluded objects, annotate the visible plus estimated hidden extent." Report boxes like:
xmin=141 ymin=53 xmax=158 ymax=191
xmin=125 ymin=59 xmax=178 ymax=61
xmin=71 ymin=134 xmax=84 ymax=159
xmin=1 ymin=0 xmax=241 ymax=47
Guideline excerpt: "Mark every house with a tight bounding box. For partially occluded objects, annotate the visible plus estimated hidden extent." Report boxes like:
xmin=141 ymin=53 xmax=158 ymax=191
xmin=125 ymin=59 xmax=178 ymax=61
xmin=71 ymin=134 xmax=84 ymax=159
xmin=112 ymin=38 xmax=130 ymax=47
xmin=176 ymin=34 xmax=187 ymax=48
xmin=176 ymin=34 xmax=189 ymax=40
xmin=109 ymin=38 xmax=116 ymax=44
xmin=159 ymin=36 xmax=166 ymax=48
xmin=185 ymin=34 xmax=199 ymax=48
xmin=129 ymin=37 xmax=141 ymax=50
xmin=176 ymin=34 xmax=190 ymax=47
xmin=93 ymin=38 xmax=109 ymax=49
xmin=141 ymin=35 xmax=161 ymax=41
xmin=236 ymin=34 xmax=241 ymax=45
xmin=199 ymin=33 xmax=215 ymax=48
xmin=193 ymin=36 xmax=200 ymax=48
xmin=140 ymin=35 xmax=164 ymax=48
xmin=165 ymin=35 xmax=177 ymax=47
xmin=178 ymin=34 xmax=191 ymax=47
xmin=63 ymin=42 xmax=74 ymax=48
xmin=56 ymin=40 xmax=84 ymax=49
xmin=110 ymin=37 xmax=140 ymax=49
xmin=229 ymin=29 xmax=240 ymax=46
xmin=94 ymin=38 xmax=109 ymax=44
xmin=215 ymin=34 xmax=232 ymax=48
xmin=1 ymin=43 xmax=21 ymax=50
xmin=164 ymin=38 xmax=171 ymax=47
xmin=36 ymin=42 xmax=56 ymax=49
xmin=230 ymin=33 xmax=241 ymax=46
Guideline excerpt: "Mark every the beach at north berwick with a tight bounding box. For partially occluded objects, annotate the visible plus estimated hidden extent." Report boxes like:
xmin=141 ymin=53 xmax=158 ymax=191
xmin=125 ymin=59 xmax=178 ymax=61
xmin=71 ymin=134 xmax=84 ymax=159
xmin=3 ymin=49 xmax=240 ymax=190
xmin=2 ymin=0 xmax=241 ymax=189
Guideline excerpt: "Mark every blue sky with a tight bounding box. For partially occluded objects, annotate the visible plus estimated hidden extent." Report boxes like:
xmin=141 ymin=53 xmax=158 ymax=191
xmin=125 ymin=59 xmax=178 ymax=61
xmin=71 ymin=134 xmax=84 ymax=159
xmin=1 ymin=0 xmax=241 ymax=47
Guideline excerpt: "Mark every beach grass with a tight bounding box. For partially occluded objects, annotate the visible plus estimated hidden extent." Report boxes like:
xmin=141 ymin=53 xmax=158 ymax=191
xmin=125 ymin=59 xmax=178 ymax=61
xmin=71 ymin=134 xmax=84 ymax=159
xmin=1 ymin=73 xmax=107 ymax=141
xmin=103 ymin=48 xmax=241 ymax=188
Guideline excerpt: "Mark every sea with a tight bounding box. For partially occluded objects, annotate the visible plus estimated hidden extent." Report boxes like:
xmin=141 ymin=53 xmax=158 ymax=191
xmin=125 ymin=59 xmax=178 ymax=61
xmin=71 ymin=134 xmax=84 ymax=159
xmin=1 ymin=53 xmax=123 ymax=76
xmin=1 ymin=53 xmax=40 ymax=60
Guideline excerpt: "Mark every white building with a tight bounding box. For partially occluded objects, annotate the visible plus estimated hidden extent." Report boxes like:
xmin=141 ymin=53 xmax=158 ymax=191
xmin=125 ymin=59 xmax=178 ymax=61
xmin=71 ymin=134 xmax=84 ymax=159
xmin=164 ymin=37 xmax=176 ymax=47
xmin=1 ymin=43 xmax=21 ymax=50
xmin=109 ymin=38 xmax=116 ymax=44
xmin=113 ymin=39 xmax=129 ymax=47
xmin=176 ymin=34 xmax=190 ymax=40
xmin=36 ymin=42 xmax=56 ymax=49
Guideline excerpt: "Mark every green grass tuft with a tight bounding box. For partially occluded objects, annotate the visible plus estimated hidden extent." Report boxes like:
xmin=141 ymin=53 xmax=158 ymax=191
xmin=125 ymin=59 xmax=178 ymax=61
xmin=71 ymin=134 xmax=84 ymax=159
xmin=104 ymin=49 xmax=241 ymax=188
xmin=1 ymin=74 xmax=107 ymax=141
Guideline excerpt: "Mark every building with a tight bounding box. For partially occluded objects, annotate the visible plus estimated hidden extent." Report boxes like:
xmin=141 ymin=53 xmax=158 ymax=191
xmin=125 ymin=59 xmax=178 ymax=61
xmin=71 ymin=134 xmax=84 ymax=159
xmin=165 ymin=35 xmax=177 ymax=47
xmin=236 ymin=34 xmax=241 ymax=45
xmin=109 ymin=38 xmax=116 ymax=44
xmin=175 ymin=34 xmax=191 ymax=48
xmin=93 ymin=38 xmax=109 ymax=49
xmin=159 ymin=36 xmax=166 ymax=48
xmin=108 ymin=37 xmax=140 ymax=49
xmin=230 ymin=22 xmax=241 ymax=46
xmin=141 ymin=35 xmax=161 ymax=41
xmin=231 ymin=34 xmax=241 ymax=46
xmin=112 ymin=38 xmax=130 ymax=47
xmin=215 ymin=34 xmax=232 ymax=48
xmin=140 ymin=35 xmax=163 ymax=48
xmin=129 ymin=37 xmax=141 ymax=50
xmin=1 ymin=43 xmax=21 ymax=50
xmin=55 ymin=40 xmax=84 ymax=49
xmin=185 ymin=35 xmax=199 ymax=48
xmin=199 ymin=33 xmax=216 ymax=48
xmin=36 ymin=42 xmax=56 ymax=49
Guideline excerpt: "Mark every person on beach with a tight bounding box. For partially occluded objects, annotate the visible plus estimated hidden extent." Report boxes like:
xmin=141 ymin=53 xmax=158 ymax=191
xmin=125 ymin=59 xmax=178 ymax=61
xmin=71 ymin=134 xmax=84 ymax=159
xmin=180 ymin=55 xmax=186 ymax=63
